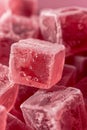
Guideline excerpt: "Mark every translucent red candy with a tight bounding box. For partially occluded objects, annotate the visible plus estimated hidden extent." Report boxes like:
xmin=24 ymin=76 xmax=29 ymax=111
xmin=8 ymin=0 xmax=38 ymax=17
xmin=0 ymin=63 xmax=18 ymax=112
xmin=0 ymin=105 xmax=7 ymax=130
xmin=0 ymin=1 xmax=87 ymax=129
xmin=40 ymin=7 xmax=87 ymax=56
xmin=21 ymin=86 xmax=87 ymax=130
xmin=9 ymin=38 xmax=65 ymax=89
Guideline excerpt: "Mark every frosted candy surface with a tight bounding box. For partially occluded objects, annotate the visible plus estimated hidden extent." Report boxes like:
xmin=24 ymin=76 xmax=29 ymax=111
xmin=21 ymin=86 xmax=87 ymax=130
xmin=9 ymin=38 xmax=65 ymax=89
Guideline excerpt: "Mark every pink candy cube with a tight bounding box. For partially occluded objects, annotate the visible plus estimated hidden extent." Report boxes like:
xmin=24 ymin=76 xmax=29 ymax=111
xmin=9 ymin=38 xmax=65 ymax=89
xmin=21 ymin=86 xmax=87 ymax=130
xmin=40 ymin=7 xmax=87 ymax=56
xmin=8 ymin=0 xmax=38 ymax=17
xmin=0 ymin=105 xmax=7 ymax=130
xmin=0 ymin=11 xmax=39 ymax=40
xmin=0 ymin=64 xmax=19 ymax=112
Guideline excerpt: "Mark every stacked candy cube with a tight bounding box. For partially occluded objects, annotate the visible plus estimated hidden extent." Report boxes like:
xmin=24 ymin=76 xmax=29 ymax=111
xmin=0 ymin=0 xmax=87 ymax=130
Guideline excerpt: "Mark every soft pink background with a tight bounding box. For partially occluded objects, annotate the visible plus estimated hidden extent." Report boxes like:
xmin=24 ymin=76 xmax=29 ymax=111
xmin=38 ymin=0 xmax=87 ymax=9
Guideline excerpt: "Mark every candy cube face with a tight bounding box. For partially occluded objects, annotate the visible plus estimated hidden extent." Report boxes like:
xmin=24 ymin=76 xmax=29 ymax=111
xmin=6 ymin=113 xmax=29 ymax=130
xmin=21 ymin=86 xmax=87 ymax=130
xmin=40 ymin=9 xmax=62 ymax=43
xmin=40 ymin=7 xmax=87 ymax=56
xmin=8 ymin=0 xmax=38 ymax=17
xmin=0 ymin=106 xmax=7 ymax=130
xmin=9 ymin=39 xmax=65 ymax=89
xmin=59 ymin=7 xmax=87 ymax=55
xmin=0 ymin=64 xmax=19 ymax=112
xmin=58 ymin=64 xmax=76 ymax=86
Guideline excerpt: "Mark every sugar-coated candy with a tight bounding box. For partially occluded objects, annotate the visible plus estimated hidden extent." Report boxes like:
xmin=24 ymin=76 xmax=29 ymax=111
xmin=0 ymin=63 xmax=18 ymax=112
xmin=0 ymin=11 xmax=39 ymax=40
xmin=21 ymin=86 xmax=87 ymax=130
xmin=40 ymin=9 xmax=62 ymax=43
xmin=9 ymin=38 xmax=65 ymax=89
xmin=40 ymin=7 xmax=87 ymax=56
xmin=58 ymin=64 xmax=76 ymax=86
xmin=0 ymin=105 xmax=7 ymax=130
xmin=8 ymin=0 xmax=38 ymax=17
xmin=6 ymin=113 xmax=30 ymax=130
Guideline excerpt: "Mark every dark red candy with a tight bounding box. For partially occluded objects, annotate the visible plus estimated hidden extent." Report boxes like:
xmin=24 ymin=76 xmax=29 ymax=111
xmin=6 ymin=113 xmax=30 ymax=130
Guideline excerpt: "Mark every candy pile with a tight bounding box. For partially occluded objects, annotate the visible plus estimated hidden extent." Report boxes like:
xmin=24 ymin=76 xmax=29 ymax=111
xmin=0 ymin=0 xmax=87 ymax=130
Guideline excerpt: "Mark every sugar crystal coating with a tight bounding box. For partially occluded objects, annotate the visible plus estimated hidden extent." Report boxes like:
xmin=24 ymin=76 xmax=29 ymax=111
xmin=9 ymin=38 xmax=65 ymax=89
xmin=21 ymin=86 xmax=87 ymax=130
xmin=40 ymin=7 xmax=87 ymax=56
xmin=0 ymin=11 xmax=39 ymax=40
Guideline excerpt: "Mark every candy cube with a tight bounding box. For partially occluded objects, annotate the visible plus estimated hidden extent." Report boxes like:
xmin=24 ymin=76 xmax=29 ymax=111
xmin=40 ymin=9 xmax=62 ymax=43
xmin=58 ymin=64 xmax=76 ymax=86
xmin=0 ymin=11 xmax=39 ymax=40
xmin=0 ymin=105 xmax=7 ymax=130
xmin=0 ymin=63 xmax=19 ymax=112
xmin=40 ymin=7 xmax=87 ymax=56
xmin=21 ymin=86 xmax=87 ymax=130
xmin=9 ymin=38 xmax=65 ymax=89
xmin=8 ymin=0 xmax=38 ymax=16
xmin=6 ymin=113 xmax=30 ymax=130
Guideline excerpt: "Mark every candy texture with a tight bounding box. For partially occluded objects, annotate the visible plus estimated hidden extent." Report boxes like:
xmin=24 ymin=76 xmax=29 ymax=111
xmin=0 ymin=11 xmax=39 ymax=40
xmin=0 ymin=63 xmax=18 ymax=112
xmin=8 ymin=0 xmax=38 ymax=16
xmin=40 ymin=9 xmax=62 ymax=43
xmin=40 ymin=7 xmax=87 ymax=56
xmin=0 ymin=105 xmax=7 ymax=130
xmin=21 ymin=86 xmax=87 ymax=130
xmin=9 ymin=38 xmax=65 ymax=89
